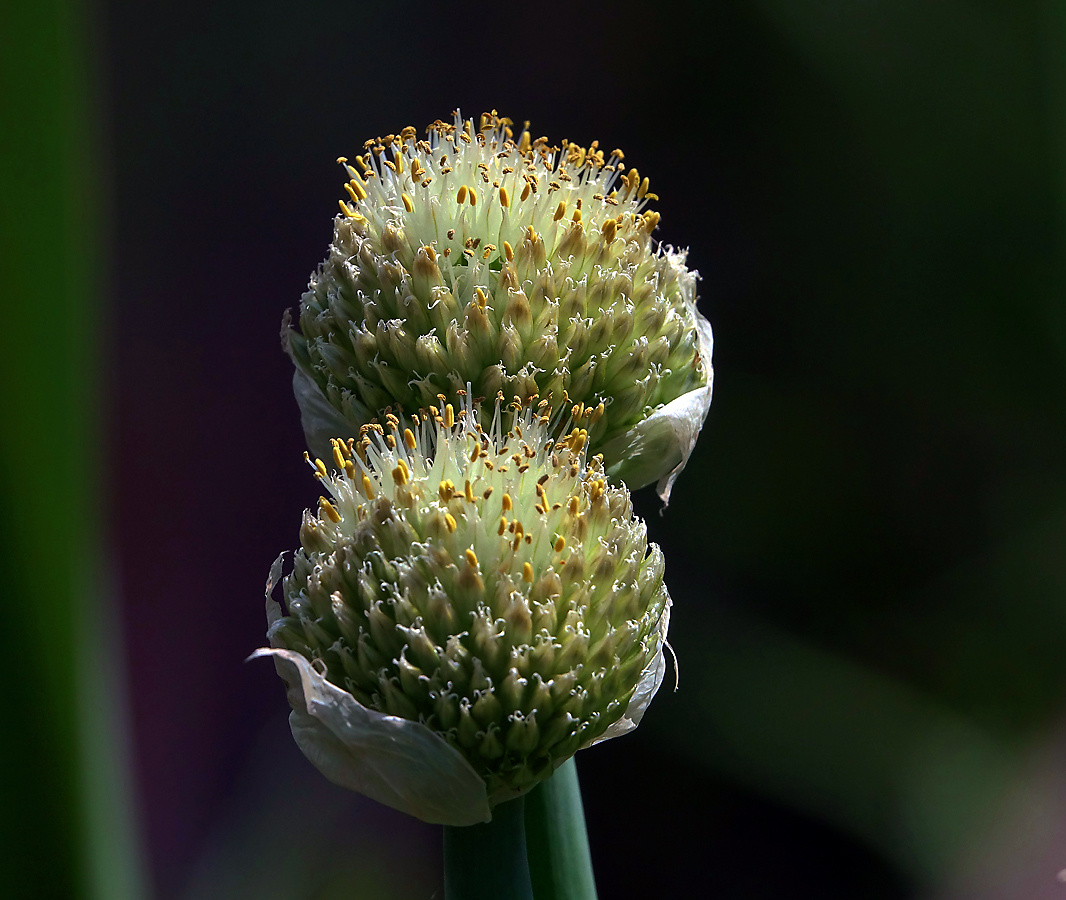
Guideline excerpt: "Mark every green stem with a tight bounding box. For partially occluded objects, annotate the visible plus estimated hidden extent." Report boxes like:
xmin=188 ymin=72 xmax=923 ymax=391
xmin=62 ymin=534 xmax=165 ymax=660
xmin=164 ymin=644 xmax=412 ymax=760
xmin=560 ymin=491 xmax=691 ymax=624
xmin=444 ymin=796 xmax=534 ymax=900
xmin=524 ymin=757 xmax=599 ymax=900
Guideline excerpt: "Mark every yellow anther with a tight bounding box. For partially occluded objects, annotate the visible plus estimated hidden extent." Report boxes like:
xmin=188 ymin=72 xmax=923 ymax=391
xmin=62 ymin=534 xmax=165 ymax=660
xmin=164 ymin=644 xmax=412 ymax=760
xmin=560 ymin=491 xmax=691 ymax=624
xmin=554 ymin=536 xmax=566 ymax=553
xmin=503 ymin=240 xmax=514 ymax=261
xmin=502 ymin=493 xmax=513 ymax=512
xmin=332 ymin=444 xmax=346 ymax=470
xmin=456 ymin=185 xmax=468 ymax=205
xmin=469 ymin=444 xmax=480 ymax=463
xmin=572 ymin=208 xmax=582 ymax=223
xmin=320 ymin=498 xmax=341 ymax=523
xmin=362 ymin=474 xmax=375 ymax=499
xmin=402 ymin=193 xmax=414 ymax=212
xmin=314 ymin=458 xmax=328 ymax=479
xmin=344 ymin=182 xmax=361 ymax=204
xmin=499 ymin=185 xmax=510 ymax=207
xmin=520 ymin=182 xmax=531 ymax=202
xmin=465 ymin=549 xmax=478 ymax=569
xmin=523 ymin=562 xmax=534 ymax=583
xmin=514 ymin=521 xmax=524 ymax=539
xmin=527 ymin=225 xmax=538 ymax=243
xmin=392 ymin=463 xmax=408 ymax=486
xmin=519 ymin=130 xmax=531 ymax=153
xmin=591 ymin=401 xmax=604 ymax=423
xmin=464 ymin=479 xmax=475 ymax=502
xmin=468 ymin=186 xmax=477 ymax=206
xmin=638 ymin=177 xmax=650 ymax=198
xmin=339 ymin=199 xmax=356 ymax=218
xmin=644 ymin=211 xmax=660 ymax=233
xmin=567 ymin=496 xmax=579 ymax=516
xmin=475 ymin=287 xmax=488 ymax=308
xmin=344 ymin=460 xmax=356 ymax=481
xmin=553 ymin=200 xmax=566 ymax=221
xmin=445 ymin=404 xmax=455 ymax=429
xmin=445 ymin=513 xmax=457 ymax=533
xmin=498 ymin=516 xmax=507 ymax=535
xmin=403 ymin=428 xmax=416 ymax=450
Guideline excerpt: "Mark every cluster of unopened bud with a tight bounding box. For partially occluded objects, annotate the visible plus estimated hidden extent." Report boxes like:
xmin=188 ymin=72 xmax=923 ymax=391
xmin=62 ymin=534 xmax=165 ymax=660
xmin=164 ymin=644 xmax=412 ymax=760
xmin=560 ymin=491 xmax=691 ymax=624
xmin=287 ymin=110 xmax=711 ymax=488
xmin=268 ymin=394 xmax=670 ymax=802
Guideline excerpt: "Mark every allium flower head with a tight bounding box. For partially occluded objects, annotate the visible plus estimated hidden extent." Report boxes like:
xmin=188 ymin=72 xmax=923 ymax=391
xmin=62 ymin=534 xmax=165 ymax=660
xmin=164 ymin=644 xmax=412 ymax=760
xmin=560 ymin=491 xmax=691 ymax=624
xmin=258 ymin=392 xmax=671 ymax=824
xmin=287 ymin=110 xmax=713 ymax=502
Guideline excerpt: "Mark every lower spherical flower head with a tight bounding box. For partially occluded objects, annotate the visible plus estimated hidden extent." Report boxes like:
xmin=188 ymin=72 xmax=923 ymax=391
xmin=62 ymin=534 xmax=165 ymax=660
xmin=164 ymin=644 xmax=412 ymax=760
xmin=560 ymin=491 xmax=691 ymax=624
xmin=255 ymin=394 xmax=672 ymax=825
xmin=285 ymin=110 xmax=713 ymax=503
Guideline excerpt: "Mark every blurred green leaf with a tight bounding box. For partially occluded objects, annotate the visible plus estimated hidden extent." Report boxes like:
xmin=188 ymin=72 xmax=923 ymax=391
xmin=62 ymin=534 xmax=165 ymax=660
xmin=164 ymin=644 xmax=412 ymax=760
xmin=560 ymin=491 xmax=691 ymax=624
xmin=0 ymin=1 xmax=146 ymax=897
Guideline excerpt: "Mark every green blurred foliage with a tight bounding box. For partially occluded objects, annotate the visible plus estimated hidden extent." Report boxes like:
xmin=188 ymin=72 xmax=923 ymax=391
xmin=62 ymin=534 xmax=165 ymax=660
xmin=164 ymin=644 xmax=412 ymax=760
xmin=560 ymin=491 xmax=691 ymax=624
xmin=0 ymin=1 xmax=144 ymax=898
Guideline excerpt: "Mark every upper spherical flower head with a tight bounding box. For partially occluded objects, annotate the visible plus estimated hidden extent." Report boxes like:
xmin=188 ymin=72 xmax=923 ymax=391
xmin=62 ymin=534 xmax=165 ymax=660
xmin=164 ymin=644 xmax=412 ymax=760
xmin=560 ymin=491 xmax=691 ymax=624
xmin=259 ymin=394 xmax=671 ymax=824
xmin=286 ymin=110 xmax=713 ymax=502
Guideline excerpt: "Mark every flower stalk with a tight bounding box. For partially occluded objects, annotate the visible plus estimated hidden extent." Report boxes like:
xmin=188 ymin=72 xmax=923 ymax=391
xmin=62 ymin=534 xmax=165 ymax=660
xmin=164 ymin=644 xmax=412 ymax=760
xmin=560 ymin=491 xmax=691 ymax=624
xmin=444 ymin=796 xmax=534 ymax=900
xmin=525 ymin=757 xmax=598 ymax=900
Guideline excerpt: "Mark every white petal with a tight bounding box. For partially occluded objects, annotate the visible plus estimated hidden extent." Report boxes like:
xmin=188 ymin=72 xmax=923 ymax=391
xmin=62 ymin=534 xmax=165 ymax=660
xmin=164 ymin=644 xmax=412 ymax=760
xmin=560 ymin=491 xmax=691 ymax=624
xmin=264 ymin=552 xmax=287 ymax=628
xmin=652 ymin=342 xmax=714 ymax=506
xmin=582 ymin=590 xmax=673 ymax=748
xmin=255 ymin=560 xmax=491 ymax=826
xmin=252 ymin=648 xmax=492 ymax=826
xmin=600 ymin=367 xmax=713 ymax=504
xmin=600 ymin=248 xmax=714 ymax=502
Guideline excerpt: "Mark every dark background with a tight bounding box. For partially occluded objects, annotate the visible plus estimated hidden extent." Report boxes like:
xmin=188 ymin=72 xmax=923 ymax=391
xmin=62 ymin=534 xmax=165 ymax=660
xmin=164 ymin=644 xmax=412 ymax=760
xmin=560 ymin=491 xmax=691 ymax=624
xmin=6 ymin=0 xmax=1066 ymax=898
